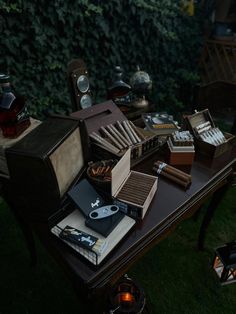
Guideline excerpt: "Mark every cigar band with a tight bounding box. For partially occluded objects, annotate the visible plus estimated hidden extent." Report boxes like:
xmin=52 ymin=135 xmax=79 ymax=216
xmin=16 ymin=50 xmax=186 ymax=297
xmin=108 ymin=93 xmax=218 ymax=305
xmin=156 ymin=162 xmax=167 ymax=174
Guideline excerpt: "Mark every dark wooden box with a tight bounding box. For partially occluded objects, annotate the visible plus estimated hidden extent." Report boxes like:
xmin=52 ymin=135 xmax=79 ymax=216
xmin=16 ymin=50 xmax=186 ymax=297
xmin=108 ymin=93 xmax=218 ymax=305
xmin=184 ymin=109 xmax=235 ymax=158
xmin=71 ymin=100 xmax=160 ymax=166
xmin=5 ymin=116 xmax=85 ymax=220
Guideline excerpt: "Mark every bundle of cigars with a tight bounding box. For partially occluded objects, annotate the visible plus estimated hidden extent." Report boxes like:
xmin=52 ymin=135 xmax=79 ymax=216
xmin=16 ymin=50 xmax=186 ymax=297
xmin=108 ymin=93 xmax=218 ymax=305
xmin=89 ymin=120 xmax=146 ymax=155
xmin=153 ymin=160 xmax=192 ymax=188
xmin=194 ymin=121 xmax=226 ymax=146
xmin=87 ymin=159 xmax=117 ymax=183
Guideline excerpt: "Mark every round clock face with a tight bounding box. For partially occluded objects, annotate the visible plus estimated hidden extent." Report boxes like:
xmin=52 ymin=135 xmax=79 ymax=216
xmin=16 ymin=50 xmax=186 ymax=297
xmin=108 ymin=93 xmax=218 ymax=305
xmin=80 ymin=94 xmax=92 ymax=109
xmin=76 ymin=75 xmax=89 ymax=93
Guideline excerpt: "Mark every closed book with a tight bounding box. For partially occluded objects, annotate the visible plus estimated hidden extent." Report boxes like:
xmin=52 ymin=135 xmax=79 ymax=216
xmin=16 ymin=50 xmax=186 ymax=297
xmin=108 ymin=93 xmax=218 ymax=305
xmin=51 ymin=209 xmax=136 ymax=265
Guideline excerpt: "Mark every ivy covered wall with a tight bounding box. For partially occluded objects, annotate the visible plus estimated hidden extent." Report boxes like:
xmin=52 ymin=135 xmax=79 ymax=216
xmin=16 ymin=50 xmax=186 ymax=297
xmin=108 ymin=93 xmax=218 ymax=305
xmin=0 ymin=0 xmax=202 ymax=118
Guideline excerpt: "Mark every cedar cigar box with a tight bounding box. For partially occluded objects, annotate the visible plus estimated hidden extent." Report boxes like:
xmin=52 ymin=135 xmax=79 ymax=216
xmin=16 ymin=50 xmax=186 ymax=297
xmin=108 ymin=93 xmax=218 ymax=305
xmin=168 ymin=147 xmax=195 ymax=165
xmin=5 ymin=116 xmax=85 ymax=220
xmin=184 ymin=109 xmax=235 ymax=158
xmin=111 ymin=149 xmax=158 ymax=220
xmin=167 ymin=136 xmax=195 ymax=166
xmin=70 ymin=100 xmax=160 ymax=166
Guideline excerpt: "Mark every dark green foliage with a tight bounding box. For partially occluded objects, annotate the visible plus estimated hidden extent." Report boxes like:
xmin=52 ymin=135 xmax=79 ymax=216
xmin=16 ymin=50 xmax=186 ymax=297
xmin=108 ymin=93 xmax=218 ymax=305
xmin=0 ymin=0 xmax=202 ymax=118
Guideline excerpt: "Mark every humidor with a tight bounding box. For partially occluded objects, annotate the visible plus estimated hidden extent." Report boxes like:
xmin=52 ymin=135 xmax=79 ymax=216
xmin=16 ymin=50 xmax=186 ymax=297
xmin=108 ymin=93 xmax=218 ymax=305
xmin=184 ymin=109 xmax=235 ymax=158
xmin=71 ymin=100 xmax=160 ymax=166
xmin=111 ymin=149 xmax=158 ymax=220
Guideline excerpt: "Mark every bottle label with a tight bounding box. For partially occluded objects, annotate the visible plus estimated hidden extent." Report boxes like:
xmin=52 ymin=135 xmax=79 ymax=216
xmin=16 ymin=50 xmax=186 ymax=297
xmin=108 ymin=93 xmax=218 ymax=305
xmin=16 ymin=105 xmax=30 ymax=123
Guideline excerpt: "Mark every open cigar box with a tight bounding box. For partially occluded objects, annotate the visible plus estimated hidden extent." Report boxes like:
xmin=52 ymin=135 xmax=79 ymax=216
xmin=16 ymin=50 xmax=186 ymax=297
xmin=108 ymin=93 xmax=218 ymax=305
xmin=111 ymin=149 xmax=158 ymax=220
xmin=184 ymin=109 xmax=235 ymax=158
xmin=71 ymin=100 xmax=160 ymax=166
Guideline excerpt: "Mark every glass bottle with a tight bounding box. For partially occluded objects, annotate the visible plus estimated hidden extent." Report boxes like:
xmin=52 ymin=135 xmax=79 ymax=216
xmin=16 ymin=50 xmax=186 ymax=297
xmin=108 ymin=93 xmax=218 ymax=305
xmin=107 ymin=66 xmax=132 ymax=106
xmin=0 ymin=73 xmax=30 ymax=138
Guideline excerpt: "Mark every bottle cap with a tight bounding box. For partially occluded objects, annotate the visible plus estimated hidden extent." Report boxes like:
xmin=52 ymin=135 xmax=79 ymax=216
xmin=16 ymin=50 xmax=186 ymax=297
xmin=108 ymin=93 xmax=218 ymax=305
xmin=0 ymin=73 xmax=10 ymax=84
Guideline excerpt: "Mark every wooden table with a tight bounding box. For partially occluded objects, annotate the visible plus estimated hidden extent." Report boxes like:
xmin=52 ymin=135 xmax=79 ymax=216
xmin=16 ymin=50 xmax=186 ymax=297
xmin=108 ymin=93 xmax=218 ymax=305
xmin=14 ymin=147 xmax=233 ymax=313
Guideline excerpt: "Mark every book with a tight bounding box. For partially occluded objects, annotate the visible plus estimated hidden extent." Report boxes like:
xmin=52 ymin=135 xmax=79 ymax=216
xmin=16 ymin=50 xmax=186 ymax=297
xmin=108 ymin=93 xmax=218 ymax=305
xmin=142 ymin=112 xmax=178 ymax=135
xmin=51 ymin=209 xmax=136 ymax=265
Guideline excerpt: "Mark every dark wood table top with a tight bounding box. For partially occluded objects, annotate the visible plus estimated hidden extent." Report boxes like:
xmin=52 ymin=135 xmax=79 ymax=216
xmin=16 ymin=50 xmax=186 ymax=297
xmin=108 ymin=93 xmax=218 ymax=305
xmin=35 ymin=147 xmax=236 ymax=291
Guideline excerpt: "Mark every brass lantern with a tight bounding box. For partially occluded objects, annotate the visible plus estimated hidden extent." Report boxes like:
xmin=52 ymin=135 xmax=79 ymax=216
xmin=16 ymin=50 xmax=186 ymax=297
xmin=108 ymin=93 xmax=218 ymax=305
xmin=213 ymin=241 xmax=236 ymax=285
xmin=108 ymin=274 xmax=146 ymax=313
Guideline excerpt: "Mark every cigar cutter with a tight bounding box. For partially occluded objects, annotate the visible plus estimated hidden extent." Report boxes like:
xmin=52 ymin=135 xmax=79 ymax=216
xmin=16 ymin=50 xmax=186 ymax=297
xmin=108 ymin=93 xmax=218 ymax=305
xmin=89 ymin=205 xmax=119 ymax=219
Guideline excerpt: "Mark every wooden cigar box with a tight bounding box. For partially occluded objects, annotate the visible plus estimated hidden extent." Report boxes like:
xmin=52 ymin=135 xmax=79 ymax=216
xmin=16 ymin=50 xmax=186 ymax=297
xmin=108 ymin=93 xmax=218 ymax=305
xmin=71 ymin=100 xmax=160 ymax=166
xmin=184 ymin=109 xmax=235 ymax=158
xmin=167 ymin=139 xmax=195 ymax=165
xmin=111 ymin=149 xmax=158 ymax=220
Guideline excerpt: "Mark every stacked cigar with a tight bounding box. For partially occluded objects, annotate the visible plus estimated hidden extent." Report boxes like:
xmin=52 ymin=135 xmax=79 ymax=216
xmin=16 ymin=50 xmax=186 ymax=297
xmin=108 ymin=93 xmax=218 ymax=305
xmin=153 ymin=160 xmax=192 ymax=188
xmin=194 ymin=122 xmax=226 ymax=146
xmin=87 ymin=159 xmax=117 ymax=182
xmin=89 ymin=120 xmax=145 ymax=155
xmin=116 ymin=172 xmax=157 ymax=206
xmin=171 ymin=130 xmax=194 ymax=146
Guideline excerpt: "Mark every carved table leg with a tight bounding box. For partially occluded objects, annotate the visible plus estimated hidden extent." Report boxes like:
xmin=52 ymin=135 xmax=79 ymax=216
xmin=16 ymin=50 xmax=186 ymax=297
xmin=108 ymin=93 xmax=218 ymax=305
xmin=198 ymin=182 xmax=229 ymax=250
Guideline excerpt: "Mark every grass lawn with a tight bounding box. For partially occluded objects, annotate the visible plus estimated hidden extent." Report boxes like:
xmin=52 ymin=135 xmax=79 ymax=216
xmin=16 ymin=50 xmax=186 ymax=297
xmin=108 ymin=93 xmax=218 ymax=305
xmin=0 ymin=184 xmax=235 ymax=314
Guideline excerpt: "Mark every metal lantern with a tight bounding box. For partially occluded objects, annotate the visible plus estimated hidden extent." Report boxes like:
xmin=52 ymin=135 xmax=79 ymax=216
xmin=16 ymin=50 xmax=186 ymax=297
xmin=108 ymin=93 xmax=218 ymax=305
xmin=108 ymin=274 xmax=146 ymax=314
xmin=213 ymin=241 xmax=236 ymax=285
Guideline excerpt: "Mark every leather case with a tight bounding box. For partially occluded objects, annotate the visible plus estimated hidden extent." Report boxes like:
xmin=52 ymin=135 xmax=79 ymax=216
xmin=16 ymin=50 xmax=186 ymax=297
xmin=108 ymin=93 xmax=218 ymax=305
xmin=68 ymin=178 xmax=124 ymax=237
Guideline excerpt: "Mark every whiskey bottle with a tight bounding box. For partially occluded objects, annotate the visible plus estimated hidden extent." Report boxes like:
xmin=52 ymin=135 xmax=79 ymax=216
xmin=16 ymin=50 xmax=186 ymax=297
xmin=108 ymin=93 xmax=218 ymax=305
xmin=107 ymin=66 xmax=132 ymax=107
xmin=0 ymin=73 xmax=30 ymax=138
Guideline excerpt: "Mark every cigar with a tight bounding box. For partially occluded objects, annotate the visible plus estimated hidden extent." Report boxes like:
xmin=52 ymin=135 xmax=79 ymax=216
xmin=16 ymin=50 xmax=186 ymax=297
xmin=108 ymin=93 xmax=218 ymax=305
xmin=127 ymin=121 xmax=142 ymax=143
xmin=90 ymin=132 xmax=120 ymax=154
xmin=105 ymin=125 xmax=127 ymax=149
xmin=100 ymin=126 xmax=123 ymax=150
xmin=129 ymin=121 xmax=146 ymax=141
xmin=118 ymin=189 xmax=147 ymax=199
xmin=154 ymin=161 xmax=191 ymax=182
xmin=153 ymin=166 xmax=190 ymax=188
xmin=122 ymin=121 xmax=137 ymax=144
xmin=119 ymin=184 xmax=150 ymax=194
xmin=116 ymin=121 xmax=133 ymax=145
xmin=117 ymin=193 xmax=146 ymax=205
xmin=108 ymin=124 xmax=130 ymax=147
